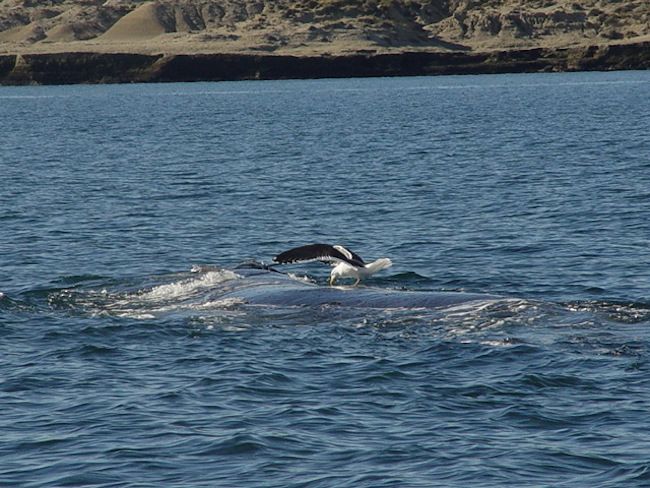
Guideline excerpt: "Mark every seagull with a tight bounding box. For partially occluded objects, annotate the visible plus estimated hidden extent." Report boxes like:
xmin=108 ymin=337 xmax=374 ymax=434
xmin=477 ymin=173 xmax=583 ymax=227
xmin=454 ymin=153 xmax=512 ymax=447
xmin=273 ymin=243 xmax=392 ymax=286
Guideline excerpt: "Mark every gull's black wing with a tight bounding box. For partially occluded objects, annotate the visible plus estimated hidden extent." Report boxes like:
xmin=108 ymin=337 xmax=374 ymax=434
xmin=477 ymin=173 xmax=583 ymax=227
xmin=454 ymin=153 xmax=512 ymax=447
xmin=273 ymin=243 xmax=365 ymax=267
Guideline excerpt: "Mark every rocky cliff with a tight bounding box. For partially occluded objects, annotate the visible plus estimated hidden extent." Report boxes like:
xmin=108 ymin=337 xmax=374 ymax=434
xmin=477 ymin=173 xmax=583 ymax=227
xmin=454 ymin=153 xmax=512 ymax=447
xmin=1 ymin=0 xmax=648 ymax=54
xmin=0 ymin=1 xmax=648 ymax=84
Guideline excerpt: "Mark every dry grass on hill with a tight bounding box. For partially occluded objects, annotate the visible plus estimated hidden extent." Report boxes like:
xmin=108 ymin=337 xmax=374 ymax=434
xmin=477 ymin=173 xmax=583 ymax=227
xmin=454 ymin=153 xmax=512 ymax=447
xmin=0 ymin=0 xmax=648 ymax=55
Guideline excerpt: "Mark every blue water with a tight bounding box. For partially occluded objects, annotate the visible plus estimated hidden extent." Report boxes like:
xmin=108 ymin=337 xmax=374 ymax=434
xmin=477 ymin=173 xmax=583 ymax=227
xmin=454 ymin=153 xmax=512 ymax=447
xmin=2 ymin=70 xmax=650 ymax=487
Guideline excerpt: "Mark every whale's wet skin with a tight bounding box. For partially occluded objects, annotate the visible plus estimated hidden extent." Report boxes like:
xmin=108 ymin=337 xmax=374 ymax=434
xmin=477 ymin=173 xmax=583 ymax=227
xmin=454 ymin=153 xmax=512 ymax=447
xmin=35 ymin=264 xmax=508 ymax=324
xmin=22 ymin=263 xmax=648 ymax=338
xmin=224 ymin=265 xmax=500 ymax=309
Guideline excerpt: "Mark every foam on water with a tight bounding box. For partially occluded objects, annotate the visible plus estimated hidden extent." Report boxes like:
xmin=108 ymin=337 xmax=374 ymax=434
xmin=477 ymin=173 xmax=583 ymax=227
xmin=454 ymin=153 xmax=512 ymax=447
xmin=138 ymin=269 xmax=241 ymax=301
xmin=287 ymin=272 xmax=316 ymax=284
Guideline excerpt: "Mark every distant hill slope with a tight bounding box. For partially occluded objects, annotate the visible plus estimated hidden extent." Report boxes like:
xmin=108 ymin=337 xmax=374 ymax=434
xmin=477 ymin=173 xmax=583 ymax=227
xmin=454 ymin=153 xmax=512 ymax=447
xmin=0 ymin=0 xmax=648 ymax=55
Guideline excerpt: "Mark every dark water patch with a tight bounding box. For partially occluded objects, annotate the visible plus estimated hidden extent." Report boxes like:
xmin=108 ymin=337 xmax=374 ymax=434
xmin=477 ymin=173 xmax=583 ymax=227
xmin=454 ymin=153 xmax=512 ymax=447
xmin=520 ymin=372 xmax=593 ymax=389
xmin=75 ymin=343 xmax=121 ymax=358
xmin=0 ymin=292 xmax=37 ymax=318
xmin=1 ymin=374 xmax=70 ymax=393
xmin=196 ymin=433 xmax=267 ymax=456
xmin=51 ymin=274 xmax=112 ymax=286
xmin=375 ymin=271 xmax=437 ymax=288
xmin=496 ymin=404 xmax=619 ymax=431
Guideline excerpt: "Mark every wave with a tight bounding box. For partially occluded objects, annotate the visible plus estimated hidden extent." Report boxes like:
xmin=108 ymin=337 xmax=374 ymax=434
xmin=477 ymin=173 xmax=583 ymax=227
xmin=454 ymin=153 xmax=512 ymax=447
xmin=563 ymin=300 xmax=650 ymax=324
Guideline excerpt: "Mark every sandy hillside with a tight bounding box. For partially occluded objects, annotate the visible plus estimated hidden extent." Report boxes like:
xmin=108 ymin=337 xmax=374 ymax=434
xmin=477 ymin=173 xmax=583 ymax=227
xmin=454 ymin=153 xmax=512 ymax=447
xmin=0 ymin=0 xmax=648 ymax=55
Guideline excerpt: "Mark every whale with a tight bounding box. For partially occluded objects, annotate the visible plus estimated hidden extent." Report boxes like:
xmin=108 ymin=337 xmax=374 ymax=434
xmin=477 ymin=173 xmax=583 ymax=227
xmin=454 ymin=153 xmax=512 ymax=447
xmin=32 ymin=262 xmax=505 ymax=320
xmin=210 ymin=263 xmax=500 ymax=309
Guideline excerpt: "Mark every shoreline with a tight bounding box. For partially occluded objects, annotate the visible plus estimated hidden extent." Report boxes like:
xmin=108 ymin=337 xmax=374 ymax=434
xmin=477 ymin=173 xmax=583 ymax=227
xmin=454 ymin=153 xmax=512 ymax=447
xmin=1 ymin=41 xmax=649 ymax=86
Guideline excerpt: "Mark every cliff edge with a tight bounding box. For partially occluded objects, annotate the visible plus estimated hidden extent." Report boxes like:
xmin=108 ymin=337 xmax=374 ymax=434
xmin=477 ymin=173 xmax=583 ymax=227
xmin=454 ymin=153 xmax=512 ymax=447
xmin=0 ymin=0 xmax=648 ymax=84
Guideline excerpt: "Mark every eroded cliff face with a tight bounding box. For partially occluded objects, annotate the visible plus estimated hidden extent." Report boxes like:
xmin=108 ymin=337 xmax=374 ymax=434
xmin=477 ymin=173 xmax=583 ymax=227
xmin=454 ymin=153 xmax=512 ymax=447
xmin=430 ymin=0 xmax=649 ymax=48
xmin=0 ymin=0 xmax=648 ymax=55
xmin=0 ymin=1 xmax=647 ymax=85
xmin=1 ymin=41 xmax=648 ymax=85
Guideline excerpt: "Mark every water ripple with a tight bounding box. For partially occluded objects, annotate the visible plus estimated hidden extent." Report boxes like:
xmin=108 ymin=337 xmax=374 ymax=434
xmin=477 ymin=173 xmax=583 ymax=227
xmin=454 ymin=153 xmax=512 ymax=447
xmin=2 ymin=71 xmax=650 ymax=487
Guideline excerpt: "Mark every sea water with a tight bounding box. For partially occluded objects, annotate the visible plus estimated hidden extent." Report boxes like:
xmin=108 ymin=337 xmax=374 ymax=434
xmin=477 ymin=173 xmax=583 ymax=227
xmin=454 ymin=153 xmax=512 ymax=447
xmin=1 ymin=71 xmax=650 ymax=487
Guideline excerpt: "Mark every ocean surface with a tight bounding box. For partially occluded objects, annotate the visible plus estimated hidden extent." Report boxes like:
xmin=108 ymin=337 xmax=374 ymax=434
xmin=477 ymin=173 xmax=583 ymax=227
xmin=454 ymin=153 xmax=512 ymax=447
xmin=2 ymin=70 xmax=650 ymax=487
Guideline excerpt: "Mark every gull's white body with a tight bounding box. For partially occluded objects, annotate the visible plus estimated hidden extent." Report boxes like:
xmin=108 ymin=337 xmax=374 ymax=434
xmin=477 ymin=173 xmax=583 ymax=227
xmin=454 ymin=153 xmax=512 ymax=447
xmin=329 ymin=257 xmax=393 ymax=286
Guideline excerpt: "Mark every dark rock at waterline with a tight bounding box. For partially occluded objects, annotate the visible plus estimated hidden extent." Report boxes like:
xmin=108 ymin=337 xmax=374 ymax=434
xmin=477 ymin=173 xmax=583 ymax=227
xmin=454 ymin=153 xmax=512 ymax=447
xmin=1 ymin=41 xmax=648 ymax=86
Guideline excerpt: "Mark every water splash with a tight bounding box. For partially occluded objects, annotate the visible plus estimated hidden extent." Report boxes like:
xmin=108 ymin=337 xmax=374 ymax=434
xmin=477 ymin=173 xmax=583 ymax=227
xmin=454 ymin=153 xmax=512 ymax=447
xmin=138 ymin=269 xmax=241 ymax=301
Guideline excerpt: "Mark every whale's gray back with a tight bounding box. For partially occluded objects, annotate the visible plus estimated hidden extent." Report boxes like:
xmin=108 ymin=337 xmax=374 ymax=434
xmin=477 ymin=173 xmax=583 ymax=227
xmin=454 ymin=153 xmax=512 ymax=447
xmin=222 ymin=267 xmax=498 ymax=309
